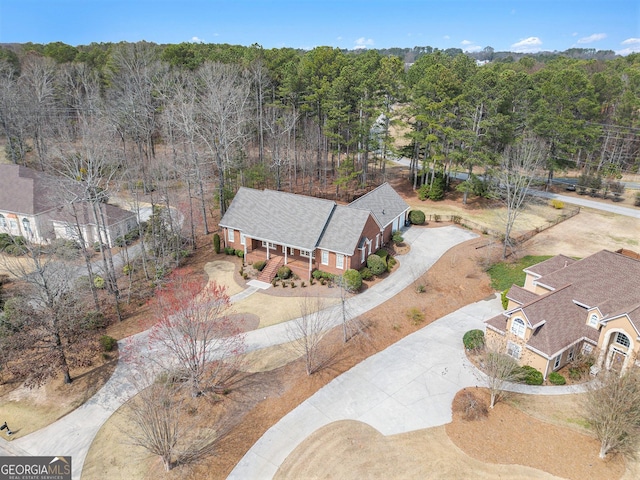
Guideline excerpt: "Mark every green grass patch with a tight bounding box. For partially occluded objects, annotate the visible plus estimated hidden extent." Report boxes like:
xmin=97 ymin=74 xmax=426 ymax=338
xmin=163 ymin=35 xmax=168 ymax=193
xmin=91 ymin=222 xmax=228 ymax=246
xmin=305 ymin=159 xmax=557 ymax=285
xmin=487 ymin=255 xmax=553 ymax=291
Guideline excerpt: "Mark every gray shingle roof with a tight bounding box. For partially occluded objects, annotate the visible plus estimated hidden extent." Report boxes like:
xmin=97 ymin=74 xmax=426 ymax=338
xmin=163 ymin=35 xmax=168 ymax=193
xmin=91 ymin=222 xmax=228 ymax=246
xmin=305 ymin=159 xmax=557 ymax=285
xmin=0 ymin=164 xmax=57 ymax=215
xmin=0 ymin=164 xmax=135 ymax=227
xmin=317 ymin=206 xmax=372 ymax=255
xmin=220 ymin=188 xmax=337 ymax=250
xmin=348 ymin=182 xmax=409 ymax=228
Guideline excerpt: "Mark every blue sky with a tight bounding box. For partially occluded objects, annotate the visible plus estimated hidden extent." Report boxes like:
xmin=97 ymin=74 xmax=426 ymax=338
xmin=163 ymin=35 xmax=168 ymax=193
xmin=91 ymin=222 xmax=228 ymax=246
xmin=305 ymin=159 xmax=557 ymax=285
xmin=1 ymin=0 xmax=638 ymax=54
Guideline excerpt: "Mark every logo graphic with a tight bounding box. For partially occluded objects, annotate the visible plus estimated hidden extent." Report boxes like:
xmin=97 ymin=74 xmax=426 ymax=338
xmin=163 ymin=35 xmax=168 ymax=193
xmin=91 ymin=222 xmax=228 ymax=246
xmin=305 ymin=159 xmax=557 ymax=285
xmin=0 ymin=456 xmax=72 ymax=480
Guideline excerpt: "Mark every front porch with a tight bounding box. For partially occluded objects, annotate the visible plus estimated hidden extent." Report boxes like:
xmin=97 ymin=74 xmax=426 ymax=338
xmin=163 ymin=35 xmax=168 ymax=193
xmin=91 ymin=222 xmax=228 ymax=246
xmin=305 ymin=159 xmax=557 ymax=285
xmin=246 ymin=246 xmax=315 ymax=281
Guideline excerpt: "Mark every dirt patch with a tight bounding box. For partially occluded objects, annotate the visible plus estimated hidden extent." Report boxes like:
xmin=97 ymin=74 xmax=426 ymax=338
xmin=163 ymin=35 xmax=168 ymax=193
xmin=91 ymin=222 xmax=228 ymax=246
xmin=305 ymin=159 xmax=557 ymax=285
xmin=446 ymin=388 xmax=625 ymax=480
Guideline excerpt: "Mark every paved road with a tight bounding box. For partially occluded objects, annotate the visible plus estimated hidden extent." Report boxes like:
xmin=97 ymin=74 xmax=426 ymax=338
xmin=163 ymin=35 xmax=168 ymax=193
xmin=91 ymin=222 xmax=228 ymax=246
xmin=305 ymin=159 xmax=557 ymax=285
xmin=391 ymin=157 xmax=640 ymax=219
xmin=8 ymin=225 xmax=478 ymax=479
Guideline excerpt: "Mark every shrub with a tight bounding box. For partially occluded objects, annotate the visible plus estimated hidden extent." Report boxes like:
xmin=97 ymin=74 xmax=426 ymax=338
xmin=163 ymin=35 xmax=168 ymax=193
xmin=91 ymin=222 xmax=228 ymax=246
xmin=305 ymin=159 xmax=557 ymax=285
xmin=409 ymin=210 xmax=426 ymax=225
xmin=407 ymin=307 xmax=424 ymax=325
xmin=341 ymin=269 xmax=362 ymax=292
xmin=433 ymin=214 xmax=441 ymax=222
xmin=418 ymin=183 xmax=430 ymax=201
xmin=114 ymin=236 xmax=126 ymax=247
xmin=277 ymin=265 xmax=292 ymax=279
xmin=462 ymin=329 xmax=485 ymax=351
xmin=224 ymin=247 xmax=235 ymax=255
xmin=213 ymin=233 xmax=221 ymax=254
xmin=568 ymin=367 xmax=582 ymax=380
xmin=93 ymin=275 xmax=106 ymax=289
xmin=84 ymin=311 xmax=107 ymax=330
xmin=375 ymin=248 xmax=389 ymax=261
xmin=367 ymin=254 xmax=386 ymax=275
xmin=253 ymin=260 xmax=266 ymax=271
xmin=124 ymin=229 xmax=140 ymax=243
xmin=301 ymin=281 xmax=306 ymax=287
xmin=415 ymin=284 xmax=426 ymax=293
xmin=387 ymin=257 xmax=397 ymax=270
xmin=359 ymin=267 xmax=373 ymax=280
xmin=100 ymin=335 xmax=117 ymax=352
xmin=235 ymin=249 xmax=244 ymax=258
xmin=550 ymin=199 xmax=565 ymax=209
xmin=455 ymin=390 xmax=488 ymax=421
xmin=548 ymin=372 xmax=566 ymax=385
xmin=519 ymin=365 xmax=543 ymax=385
xmin=635 ymin=192 xmax=640 ymax=207
xmin=501 ymin=289 xmax=509 ymax=310
xmin=392 ymin=230 xmax=404 ymax=244
xmin=123 ymin=263 xmax=132 ymax=275
xmin=93 ymin=241 xmax=103 ymax=252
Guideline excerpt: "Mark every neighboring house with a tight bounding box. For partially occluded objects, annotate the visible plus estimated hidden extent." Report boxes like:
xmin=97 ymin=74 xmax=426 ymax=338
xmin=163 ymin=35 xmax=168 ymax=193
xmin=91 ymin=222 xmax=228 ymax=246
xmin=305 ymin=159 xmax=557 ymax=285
xmin=219 ymin=182 xmax=409 ymax=280
xmin=485 ymin=249 xmax=640 ymax=379
xmin=0 ymin=164 xmax=137 ymax=248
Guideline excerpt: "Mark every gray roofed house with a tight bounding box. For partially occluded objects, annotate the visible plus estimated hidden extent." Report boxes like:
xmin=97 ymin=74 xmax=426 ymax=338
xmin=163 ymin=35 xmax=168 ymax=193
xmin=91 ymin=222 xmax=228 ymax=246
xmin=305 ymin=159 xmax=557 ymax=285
xmin=0 ymin=164 xmax=137 ymax=247
xmin=485 ymin=249 xmax=640 ymax=379
xmin=219 ymin=182 xmax=408 ymax=280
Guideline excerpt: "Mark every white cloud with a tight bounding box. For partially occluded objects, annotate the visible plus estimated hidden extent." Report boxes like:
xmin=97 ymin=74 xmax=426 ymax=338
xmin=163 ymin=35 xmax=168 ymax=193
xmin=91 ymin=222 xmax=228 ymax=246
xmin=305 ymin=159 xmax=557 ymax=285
xmin=191 ymin=36 xmax=204 ymax=43
xmin=511 ymin=36 xmax=543 ymax=53
xmin=354 ymin=37 xmax=374 ymax=49
xmin=577 ymin=33 xmax=607 ymax=44
xmin=337 ymin=36 xmax=343 ymax=41
xmin=461 ymin=40 xmax=473 ymax=46
xmin=617 ymin=38 xmax=640 ymax=55
xmin=443 ymin=35 xmax=450 ymax=40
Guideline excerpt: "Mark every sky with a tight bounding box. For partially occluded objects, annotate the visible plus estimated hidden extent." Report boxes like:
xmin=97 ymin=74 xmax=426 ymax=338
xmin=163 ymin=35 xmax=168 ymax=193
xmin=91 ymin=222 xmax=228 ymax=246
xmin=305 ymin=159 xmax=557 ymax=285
xmin=0 ymin=0 xmax=639 ymax=55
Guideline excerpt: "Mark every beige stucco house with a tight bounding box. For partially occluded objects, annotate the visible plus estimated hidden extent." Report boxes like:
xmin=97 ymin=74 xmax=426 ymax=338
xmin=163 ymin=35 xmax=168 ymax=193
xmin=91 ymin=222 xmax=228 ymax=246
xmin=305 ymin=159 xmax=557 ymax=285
xmin=0 ymin=164 xmax=137 ymax=248
xmin=485 ymin=249 xmax=640 ymax=379
xmin=219 ymin=182 xmax=409 ymax=280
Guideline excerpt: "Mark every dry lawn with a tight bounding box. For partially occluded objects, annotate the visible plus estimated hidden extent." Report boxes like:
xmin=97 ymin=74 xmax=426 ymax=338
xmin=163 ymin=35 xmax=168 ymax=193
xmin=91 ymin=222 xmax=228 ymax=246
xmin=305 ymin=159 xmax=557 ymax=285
xmin=203 ymin=260 xmax=245 ymax=296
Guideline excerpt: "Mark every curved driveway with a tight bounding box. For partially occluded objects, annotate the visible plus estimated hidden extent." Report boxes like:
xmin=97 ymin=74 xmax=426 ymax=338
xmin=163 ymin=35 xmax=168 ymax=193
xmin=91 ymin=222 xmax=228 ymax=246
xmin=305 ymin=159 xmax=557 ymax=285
xmin=8 ymin=225 xmax=478 ymax=479
xmin=229 ymin=295 xmax=503 ymax=479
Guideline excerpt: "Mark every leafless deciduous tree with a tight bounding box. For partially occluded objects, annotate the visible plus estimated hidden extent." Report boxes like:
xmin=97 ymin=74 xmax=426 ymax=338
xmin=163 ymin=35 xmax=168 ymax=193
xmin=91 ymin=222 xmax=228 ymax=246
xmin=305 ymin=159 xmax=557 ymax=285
xmin=495 ymin=134 xmax=547 ymax=259
xmin=584 ymin=370 xmax=640 ymax=459
xmin=480 ymin=347 xmax=525 ymax=408
xmin=196 ymin=62 xmax=251 ymax=217
xmin=287 ymin=294 xmax=332 ymax=375
xmin=123 ymin=369 xmax=222 ymax=471
xmin=149 ymin=275 xmax=245 ymax=397
xmin=0 ymin=242 xmax=98 ymax=385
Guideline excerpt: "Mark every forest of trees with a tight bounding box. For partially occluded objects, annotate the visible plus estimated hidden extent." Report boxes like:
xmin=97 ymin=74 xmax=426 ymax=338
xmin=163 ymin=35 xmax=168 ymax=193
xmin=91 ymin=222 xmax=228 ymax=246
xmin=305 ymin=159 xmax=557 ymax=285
xmin=0 ymin=40 xmax=639 ymax=233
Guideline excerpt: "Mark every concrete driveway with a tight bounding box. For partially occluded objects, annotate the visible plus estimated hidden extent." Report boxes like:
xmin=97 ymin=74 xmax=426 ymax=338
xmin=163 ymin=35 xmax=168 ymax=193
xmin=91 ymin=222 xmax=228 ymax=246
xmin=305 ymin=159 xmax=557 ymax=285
xmin=7 ymin=225 xmax=478 ymax=479
xmin=229 ymin=295 xmax=503 ymax=479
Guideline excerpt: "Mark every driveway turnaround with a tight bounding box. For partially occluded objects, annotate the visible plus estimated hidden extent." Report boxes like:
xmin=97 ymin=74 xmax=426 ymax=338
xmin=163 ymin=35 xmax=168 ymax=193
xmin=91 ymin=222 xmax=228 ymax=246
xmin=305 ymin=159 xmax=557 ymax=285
xmin=8 ymin=225 xmax=477 ymax=480
xmin=228 ymin=295 xmax=504 ymax=479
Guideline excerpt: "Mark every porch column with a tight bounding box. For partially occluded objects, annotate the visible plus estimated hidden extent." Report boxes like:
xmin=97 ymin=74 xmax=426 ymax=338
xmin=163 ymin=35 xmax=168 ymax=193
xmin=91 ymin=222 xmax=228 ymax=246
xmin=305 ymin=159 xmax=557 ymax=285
xmin=284 ymin=246 xmax=288 ymax=265
xmin=596 ymin=331 xmax=612 ymax=371
xmin=308 ymin=254 xmax=312 ymax=278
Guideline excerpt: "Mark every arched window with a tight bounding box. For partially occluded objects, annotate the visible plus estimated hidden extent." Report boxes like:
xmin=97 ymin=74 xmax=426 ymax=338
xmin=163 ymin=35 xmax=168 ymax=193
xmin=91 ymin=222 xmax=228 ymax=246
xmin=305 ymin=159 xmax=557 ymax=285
xmin=615 ymin=332 xmax=630 ymax=348
xmin=22 ymin=218 xmax=32 ymax=235
xmin=588 ymin=313 xmax=599 ymax=328
xmin=510 ymin=317 xmax=526 ymax=338
xmin=0 ymin=214 xmax=5 ymax=228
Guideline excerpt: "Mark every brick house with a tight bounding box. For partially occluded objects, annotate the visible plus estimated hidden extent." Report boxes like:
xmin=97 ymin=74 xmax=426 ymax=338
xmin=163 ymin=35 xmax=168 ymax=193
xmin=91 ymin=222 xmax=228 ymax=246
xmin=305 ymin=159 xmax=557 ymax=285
xmin=485 ymin=249 xmax=640 ymax=379
xmin=219 ymin=182 xmax=409 ymax=280
xmin=0 ymin=164 xmax=137 ymax=248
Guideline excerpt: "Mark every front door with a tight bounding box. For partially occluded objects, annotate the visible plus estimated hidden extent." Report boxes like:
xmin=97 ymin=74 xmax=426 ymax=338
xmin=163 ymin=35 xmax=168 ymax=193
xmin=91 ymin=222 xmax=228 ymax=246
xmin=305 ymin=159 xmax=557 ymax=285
xmin=611 ymin=348 xmax=626 ymax=372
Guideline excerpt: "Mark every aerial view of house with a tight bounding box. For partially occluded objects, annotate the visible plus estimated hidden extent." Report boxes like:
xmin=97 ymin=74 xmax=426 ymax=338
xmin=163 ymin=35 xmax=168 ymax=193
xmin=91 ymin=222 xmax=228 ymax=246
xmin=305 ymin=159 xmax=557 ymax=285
xmin=0 ymin=164 xmax=137 ymax=248
xmin=486 ymin=249 xmax=640 ymax=378
xmin=219 ymin=182 xmax=409 ymax=280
